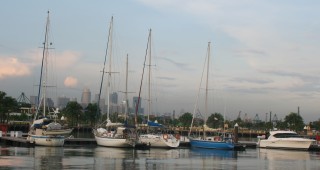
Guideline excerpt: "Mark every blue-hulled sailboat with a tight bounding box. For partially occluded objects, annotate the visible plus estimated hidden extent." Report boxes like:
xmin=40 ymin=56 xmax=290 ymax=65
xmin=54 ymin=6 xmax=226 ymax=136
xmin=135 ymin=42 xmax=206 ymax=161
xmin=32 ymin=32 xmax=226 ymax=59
xmin=188 ymin=42 xmax=234 ymax=150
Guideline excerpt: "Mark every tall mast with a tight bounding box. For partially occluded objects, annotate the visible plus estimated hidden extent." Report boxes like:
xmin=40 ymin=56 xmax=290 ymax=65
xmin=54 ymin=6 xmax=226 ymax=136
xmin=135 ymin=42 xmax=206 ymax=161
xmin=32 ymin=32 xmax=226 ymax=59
xmin=204 ymin=42 xmax=210 ymax=125
xmin=36 ymin=11 xmax=50 ymax=119
xmin=97 ymin=16 xmax=113 ymax=122
xmin=125 ymin=54 xmax=129 ymax=122
xmin=135 ymin=29 xmax=151 ymax=126
xmin=147 ymin=29 xmax=152 ymax=121
xmin=106 ymin=16 xmax=114 ymax=120
xmin=203 ymin=42 xmax=211 ymax=139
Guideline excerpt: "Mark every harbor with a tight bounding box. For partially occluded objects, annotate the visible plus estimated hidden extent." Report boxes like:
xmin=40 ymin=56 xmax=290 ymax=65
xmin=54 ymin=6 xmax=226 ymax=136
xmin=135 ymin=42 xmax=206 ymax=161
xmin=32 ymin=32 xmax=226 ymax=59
xmin=1 ymin=129 xmax=319 ymax=151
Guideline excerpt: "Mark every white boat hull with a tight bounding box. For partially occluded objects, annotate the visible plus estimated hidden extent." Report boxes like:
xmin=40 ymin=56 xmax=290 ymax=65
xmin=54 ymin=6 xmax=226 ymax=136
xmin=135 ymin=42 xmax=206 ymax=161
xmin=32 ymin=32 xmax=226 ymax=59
xmin=28 ymin=135 xmax=64 ymax=147
xmin=139 ymin=134 xmax=179 ymax=148
xmin=95 ymin=136 xmax=135 ymax=148
xmin=258 ymin=138 xmax=314 ymax=150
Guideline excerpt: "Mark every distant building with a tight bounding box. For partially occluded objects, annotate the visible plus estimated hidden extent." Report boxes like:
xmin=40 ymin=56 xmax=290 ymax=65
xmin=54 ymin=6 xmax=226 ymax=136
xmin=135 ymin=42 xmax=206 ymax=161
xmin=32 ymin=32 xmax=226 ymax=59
xmin=30 ymin=96 xmax=38 ymax=105
xmin=173 ymin=110 xmax=175 ymax=120
xmin=30 ymin=95 xmax=54 ymax=109
xmin=110 ymin=92 xmax=118 ymax=105
xmin=132 ymin=96 xmax=144 ymax=114
xmin=93 ymin=94 xmax=99 ymax=104
xmin=39 ymin=98 xmax=54 ymax=108
xmin=81 ymin=88 xmax=91 ymax=108
xmin=93 ymin=93 xmax=107 ymax=115
xmin=70 ymin=97 xmax=77 ymax=102
xmin=56 ymin=96 xmax=70 ymax=109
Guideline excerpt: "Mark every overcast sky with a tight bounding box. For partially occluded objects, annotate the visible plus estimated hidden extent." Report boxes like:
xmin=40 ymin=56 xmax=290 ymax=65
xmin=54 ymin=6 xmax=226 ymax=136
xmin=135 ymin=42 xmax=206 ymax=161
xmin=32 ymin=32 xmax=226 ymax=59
xmin=1 ymin=0 xmax=320 ymax=123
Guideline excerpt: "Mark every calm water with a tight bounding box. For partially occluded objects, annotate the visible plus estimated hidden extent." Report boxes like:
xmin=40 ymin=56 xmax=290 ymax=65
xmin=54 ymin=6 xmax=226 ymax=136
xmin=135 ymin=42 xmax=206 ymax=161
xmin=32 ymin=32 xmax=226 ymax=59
xmin=0 ymin=146 xmax=320 ymax=170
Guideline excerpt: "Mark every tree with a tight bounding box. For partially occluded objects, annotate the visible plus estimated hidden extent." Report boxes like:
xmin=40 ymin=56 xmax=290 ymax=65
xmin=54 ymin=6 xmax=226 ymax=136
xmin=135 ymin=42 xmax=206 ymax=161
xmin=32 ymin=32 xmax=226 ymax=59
xmin=63 ymin=101 xmax=83 ymax=127
xmin=84 ymin=103 xmax=98 ymax=126
xmin=284 ymin=112 xmax=304 ymax=132
xmin=0 ymin=91 xmax=18 ymax=123
xmin=206 ymin=112 xmax=224 ymax=128
xmin=178 ymin=112 xmax=193 ymax=129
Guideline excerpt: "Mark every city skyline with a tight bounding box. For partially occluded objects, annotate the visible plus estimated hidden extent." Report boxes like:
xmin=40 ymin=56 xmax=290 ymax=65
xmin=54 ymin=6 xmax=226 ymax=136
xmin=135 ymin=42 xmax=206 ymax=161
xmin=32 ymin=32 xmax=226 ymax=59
xmin=1 ymin=1 xmax=320 ymax=123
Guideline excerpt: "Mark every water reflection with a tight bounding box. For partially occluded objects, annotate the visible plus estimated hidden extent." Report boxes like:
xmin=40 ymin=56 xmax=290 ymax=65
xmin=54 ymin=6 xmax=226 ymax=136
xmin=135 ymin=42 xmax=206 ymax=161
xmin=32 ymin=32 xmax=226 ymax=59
xmin=190 ymin=147 xmax=237 ymax=158
xmin=33 ymin=147 xmax=64 ymax=169
xmin=1 ymin=146 xmax=320 ymax=170
xmin=92 ymin=147 xmax=182 ymax=169
xmin=259 ymin=148 xmax=311 ymax=160
xmin=258 ymin=148 xmax=314 ymax=170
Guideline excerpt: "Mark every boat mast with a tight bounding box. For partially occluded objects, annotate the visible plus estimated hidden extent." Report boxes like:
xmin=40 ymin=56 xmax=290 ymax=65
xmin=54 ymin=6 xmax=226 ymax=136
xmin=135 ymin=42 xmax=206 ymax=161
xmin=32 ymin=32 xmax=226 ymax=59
xmin=147 ymin=29 xmax=152 ymax=122
xmin=36 ymin=11 xmax=50 ymax=119
xmin=125 ymin=54 xmax=129 ymax=122
xmin=96 ymin=16 xmax=114 ymax=125
xmin=203 ymin=42 xmax=211 ymax=139
xmin=135 ymin=29 xmax=151 ymax=126
xmin=106 ymin=16 xmax=114 ymax=120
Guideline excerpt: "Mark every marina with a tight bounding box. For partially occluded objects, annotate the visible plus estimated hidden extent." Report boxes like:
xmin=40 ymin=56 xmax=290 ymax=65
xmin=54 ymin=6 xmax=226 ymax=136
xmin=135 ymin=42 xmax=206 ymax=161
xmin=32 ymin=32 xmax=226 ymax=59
xmin=1 ymin=131 xmax=319 ymax=151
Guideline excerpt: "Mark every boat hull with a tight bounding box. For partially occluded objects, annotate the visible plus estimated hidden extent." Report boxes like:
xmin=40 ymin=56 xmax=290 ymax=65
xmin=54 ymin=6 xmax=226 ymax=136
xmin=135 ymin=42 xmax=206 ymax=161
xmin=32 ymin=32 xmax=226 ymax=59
xmin=139 ymin=134 xmax=179 ymax=148
xmin=258 ymin=139 xmax=314 ymax=150
xmin=95 ymin=136 xmax=135 ymax=148
xmin=43 ymin=128 xmax=73 ymax=135
xmin=189 ymin=139 xmax=234 ymax=150
xmin=28 ymin=135 xmax=64 ymax=147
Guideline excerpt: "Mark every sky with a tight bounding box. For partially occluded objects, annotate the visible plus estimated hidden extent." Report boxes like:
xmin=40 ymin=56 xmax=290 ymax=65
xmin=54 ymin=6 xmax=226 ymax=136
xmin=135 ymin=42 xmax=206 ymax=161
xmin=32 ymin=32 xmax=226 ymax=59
xmin=1 ymin=0 xmax=320 ymax=123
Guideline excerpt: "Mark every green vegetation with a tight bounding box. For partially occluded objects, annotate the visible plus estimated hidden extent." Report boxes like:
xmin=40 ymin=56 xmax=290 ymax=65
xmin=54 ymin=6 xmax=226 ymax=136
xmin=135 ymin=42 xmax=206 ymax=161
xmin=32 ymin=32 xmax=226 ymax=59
xmin=0 ymin=91 xmax=18 ymax=123
xmin=0 ymin=90 xmax=319 ymax=134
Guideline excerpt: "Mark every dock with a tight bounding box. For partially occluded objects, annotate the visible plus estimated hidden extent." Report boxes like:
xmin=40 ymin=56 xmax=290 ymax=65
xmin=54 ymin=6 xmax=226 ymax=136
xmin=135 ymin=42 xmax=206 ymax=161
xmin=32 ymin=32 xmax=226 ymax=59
xmin=0 ymin=136 xmax=97 ymax=147
xmin=1 ymin=134 xmax=319 ymax=151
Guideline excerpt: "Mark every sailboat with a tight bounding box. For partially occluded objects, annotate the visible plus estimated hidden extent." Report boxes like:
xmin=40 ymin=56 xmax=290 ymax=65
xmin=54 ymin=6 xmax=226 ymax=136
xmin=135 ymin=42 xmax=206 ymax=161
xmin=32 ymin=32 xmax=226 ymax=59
xmin=188 ymin=42 xmax=234 ymax=150
xmin=136 ymin=29 xmax=180 ymax=148
xmin=92 ymin=17 xmax=136 ymax=148
xmin=27 ymin=11 xmax=73 ymax=147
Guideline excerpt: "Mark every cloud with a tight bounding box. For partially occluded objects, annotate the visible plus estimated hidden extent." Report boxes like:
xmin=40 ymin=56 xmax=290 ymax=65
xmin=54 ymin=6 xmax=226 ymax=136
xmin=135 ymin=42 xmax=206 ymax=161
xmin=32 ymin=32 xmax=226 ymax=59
xmin=55 ymin=51 xmax=81 ymax=69
xmin=159 ymin=57 xmax=193 ymax=71
xmin=0 ymin=56 xmax=31 ymax=79
xmin=64 ymin=76 xmax=78 ymax=88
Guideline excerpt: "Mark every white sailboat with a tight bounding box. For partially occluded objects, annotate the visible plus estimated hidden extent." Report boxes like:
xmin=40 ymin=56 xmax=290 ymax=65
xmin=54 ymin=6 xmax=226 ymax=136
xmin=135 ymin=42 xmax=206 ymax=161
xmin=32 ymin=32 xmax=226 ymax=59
xmin=93 ymin=17 xmax=136 ymax=148
xmin=27 ymin=11 xmax=73 ymax=147
xmin=136 ymin=29 xmax=180 ymax=148
xmin=188 ymin=42 xmax=234 ymax=150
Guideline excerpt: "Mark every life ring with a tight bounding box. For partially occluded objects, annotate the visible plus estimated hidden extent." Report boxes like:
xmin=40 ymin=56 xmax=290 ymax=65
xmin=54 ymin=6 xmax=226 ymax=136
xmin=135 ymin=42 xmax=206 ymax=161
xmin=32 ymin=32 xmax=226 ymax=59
xmin=175 ymin=134 xmax=180 ymax=140
xmin=163 ymin=134 xmax=168 ymax=140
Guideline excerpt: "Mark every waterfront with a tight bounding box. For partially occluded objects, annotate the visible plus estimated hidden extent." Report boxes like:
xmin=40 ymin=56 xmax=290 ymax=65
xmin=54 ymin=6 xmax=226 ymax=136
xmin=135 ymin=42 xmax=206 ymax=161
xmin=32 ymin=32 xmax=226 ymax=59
xmin=0 ymin=145 xmax=319 ymax=170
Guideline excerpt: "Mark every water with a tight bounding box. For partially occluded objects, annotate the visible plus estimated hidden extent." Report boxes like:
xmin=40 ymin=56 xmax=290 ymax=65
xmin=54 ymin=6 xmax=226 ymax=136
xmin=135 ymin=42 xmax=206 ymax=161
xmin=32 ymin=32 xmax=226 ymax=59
xmin=0 ymin=146 xmax=320 ymax=170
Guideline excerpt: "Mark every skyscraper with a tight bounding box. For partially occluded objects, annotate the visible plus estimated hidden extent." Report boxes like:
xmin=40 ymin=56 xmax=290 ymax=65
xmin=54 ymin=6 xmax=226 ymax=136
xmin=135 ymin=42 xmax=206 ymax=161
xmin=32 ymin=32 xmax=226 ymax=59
xmin=110 ymin=92 xmax=118 ymax=105
xmin=81 ymin=88 xmax=91 ymax=108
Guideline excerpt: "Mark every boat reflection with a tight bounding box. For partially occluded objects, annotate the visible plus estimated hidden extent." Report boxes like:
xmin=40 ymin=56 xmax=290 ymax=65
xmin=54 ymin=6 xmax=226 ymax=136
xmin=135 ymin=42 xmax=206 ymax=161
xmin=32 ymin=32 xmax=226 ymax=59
xmin=33 ymin=146 xmax=64 ymax=169
xmin=135 ymin=148 xmax=180 ymax=159
xmin=259 ymin=148 xmax=311 ymax=160
xmin=258 ymin=148 xmax=313 ymax=170
xmin=190 ymin=148 xmax=237 ymax=158
xmin=94 ymin=146 xmax=135 ymax=159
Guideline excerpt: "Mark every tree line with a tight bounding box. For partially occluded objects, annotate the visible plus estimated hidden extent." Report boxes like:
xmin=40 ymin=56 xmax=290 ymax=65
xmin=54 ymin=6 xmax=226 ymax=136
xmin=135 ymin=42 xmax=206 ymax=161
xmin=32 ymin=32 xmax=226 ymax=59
xmin=1 ymin=91 xmax=320 ymax=134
